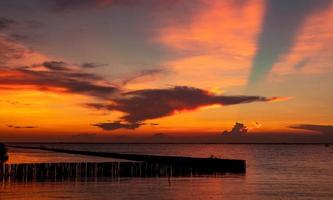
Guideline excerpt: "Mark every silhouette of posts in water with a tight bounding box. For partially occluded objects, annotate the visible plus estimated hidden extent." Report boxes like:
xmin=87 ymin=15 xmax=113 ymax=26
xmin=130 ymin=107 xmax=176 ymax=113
xmin=0 ymin=161 xmax=243 ymax=182
xmin=1 ymin=145 xmax=246 ymax=181
xmin=0 ymin=143 xmax=9 ymax=163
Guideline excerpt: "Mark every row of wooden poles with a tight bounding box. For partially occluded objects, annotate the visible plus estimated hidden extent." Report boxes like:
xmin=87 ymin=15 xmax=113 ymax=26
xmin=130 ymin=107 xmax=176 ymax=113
xmin=0 ymin=145 xmax=246 ymax=181
xmin=0 ymin=161 xmax=238 ymax=182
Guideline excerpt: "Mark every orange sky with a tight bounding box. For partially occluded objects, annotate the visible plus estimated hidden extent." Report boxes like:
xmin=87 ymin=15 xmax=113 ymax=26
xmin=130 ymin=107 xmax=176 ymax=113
xmin=0 ymin=0 xmax=333 ymax=141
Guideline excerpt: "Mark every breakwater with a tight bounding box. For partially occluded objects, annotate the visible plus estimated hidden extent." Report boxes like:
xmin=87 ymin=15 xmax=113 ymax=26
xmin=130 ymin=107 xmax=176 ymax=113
xmin=1 ymin=145 xmax=246 ymax=181
xmin=0 ymin=162 xmax=212 ymax=181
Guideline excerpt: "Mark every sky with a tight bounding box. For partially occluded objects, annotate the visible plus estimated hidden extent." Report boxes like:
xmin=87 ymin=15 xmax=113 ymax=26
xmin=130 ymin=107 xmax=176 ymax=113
xmin=0 ymin=0 xmax=332 ymax=142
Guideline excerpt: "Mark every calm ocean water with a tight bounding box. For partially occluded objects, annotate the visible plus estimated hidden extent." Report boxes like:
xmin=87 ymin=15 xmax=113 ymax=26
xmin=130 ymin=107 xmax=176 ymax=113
xmin=1 ymin=144 xmax=333 ymax=200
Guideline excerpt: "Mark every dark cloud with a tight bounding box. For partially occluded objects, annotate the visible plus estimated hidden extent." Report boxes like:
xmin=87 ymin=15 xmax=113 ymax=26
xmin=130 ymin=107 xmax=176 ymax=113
xmin=0 ymin=17 xmax=43 ymax=32
xmin=115 ymin=86 xmax=275 ymax=123
xmin=289 ymin=124 xmax=333 ymax=134
xmin=149 ymin=123 xmax=159 ymax=126
xmin=51 ymin=0 xmax=137 ymax=12
xmin=35 ymin=61 xmax=106 ymax=71
xmin=41 ymin=61 xmax=69 ymax=71
xmin=85 ymin=103 xmax=109 ymax=110
xmin=0 ymin=62 xmax=119 ymax=98
xmin=294 ymin=58 xmax=310 ymax=70
xmin=92 ymin=121 xmax=142 ymax=131
xmin=0 ymin=17 xmax=42 ymax=43
xmin=122 ymin=69 xmax=164 ymax=85
xmin=0 ymin=17 xmax=16 ymax=31
xmin=89 ymin=86 xmax=277 ymax=130
xmin=7 ymin=125 xmax=36 ymax=129
xmin=81 ymin=62 xmax=106 ymax=68
xmin=248 ymin=0 xmax=333 ymax=85
xmin=222 ymin=122 xmax=248 ymax=135
xmin=0 ymin=36 xmax=32 ymax=64
xmin=50 ymin=0 xmax=186 ymax=12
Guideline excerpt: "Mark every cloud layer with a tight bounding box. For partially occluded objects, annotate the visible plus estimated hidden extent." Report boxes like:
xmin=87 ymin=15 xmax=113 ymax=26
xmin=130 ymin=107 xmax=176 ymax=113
xmin=0 ymin=62 xmax=118 ymax=98
xmin=289 ymin=124 xmax=333 ymax=134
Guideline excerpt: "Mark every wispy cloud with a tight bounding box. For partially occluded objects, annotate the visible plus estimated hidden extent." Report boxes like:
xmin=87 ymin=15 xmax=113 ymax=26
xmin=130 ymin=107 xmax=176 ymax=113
xmin=121 ymin=69 xmax=164 ymax=86
xmin=0 ymin=16 xmax=43 ymax=43
xmin=248 ymin=0 xmax=333 ymax=85
xmin=289 ymin=124 xmax=333 ymax=134
xmin=51 ymin=0 xmax=145 ymax=12
xmin=41 ymin=61 xmax=70 ymax=71
xmin=157 ymin=0 xmax=264 ymax=89
xmin=81 ymin=62 xmax=107 ymax=69
xmin=270 ymin=5 xmax=333 ymax=79
xmin=7 ymin=124 xmax=36 ymax=129
xmin=50 ymin=0 xmax=183 ymax=12
xmin=0 ymin=17 xmax=17 ymax=31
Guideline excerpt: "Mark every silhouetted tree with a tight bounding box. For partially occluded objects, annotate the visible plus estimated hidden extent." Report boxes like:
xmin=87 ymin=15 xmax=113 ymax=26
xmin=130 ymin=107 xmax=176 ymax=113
xmin=0 ymin=143 xmax=9 ymax=163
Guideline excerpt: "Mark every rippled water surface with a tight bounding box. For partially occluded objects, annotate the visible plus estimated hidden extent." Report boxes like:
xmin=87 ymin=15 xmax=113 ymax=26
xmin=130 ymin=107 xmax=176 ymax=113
xmin=1 ymin=144 xmax=333 ymax=200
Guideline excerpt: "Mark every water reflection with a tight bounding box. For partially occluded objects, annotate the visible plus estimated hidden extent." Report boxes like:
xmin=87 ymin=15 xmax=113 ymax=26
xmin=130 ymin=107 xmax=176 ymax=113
xmin=1 ymin=144 xmax=333 ymax=200
xmin=1 ymin=177 xmax=246 ymax=200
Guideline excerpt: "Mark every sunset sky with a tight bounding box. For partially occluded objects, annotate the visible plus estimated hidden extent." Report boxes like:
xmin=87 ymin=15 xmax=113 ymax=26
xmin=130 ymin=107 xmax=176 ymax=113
xmin=0 ymin=0 xmax=333 ymax=142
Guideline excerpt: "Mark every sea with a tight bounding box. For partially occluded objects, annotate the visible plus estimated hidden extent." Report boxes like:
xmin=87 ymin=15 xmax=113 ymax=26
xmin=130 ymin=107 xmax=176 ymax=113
xmin=1 ymin=144 xmax=333 ymax=200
